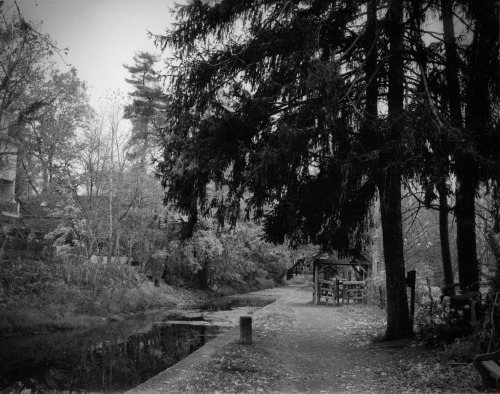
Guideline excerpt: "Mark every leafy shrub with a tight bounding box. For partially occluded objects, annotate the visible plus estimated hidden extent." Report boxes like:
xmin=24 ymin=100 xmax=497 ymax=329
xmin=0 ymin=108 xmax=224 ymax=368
xmin=415 ymin=296 xmax=475 ymax=345
xmin=161 ymin=220 xmax=293 ymax=291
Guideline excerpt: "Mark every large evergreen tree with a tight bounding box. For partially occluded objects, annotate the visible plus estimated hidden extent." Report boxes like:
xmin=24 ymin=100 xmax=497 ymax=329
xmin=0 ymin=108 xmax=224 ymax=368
xmin=123 ymin=52 xmax=167 ymax=166
xmin=457 ymin=0 xmax=499 ymax=292
xmin=152 ymin=0 xmax=498 ymax=338
xmin=153 ymin=0 xmax=422 ymax=339
xmin=411 ymin=0 xmax=499 ymax=292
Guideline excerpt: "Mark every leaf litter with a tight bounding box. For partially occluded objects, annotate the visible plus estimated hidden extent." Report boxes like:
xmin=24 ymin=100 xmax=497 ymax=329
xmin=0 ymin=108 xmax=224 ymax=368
xmin=155 ymin=287 xmax=489 ymax=393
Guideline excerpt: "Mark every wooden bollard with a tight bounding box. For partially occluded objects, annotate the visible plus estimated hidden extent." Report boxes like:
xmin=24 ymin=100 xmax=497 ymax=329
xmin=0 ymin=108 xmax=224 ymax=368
xmin=239 ymin=316 xmax=252 ymax=344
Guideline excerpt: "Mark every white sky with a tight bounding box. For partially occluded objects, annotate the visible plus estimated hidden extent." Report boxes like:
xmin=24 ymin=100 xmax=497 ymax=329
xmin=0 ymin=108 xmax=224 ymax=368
xmin=13 ymin=0 xmax=180 ymax=107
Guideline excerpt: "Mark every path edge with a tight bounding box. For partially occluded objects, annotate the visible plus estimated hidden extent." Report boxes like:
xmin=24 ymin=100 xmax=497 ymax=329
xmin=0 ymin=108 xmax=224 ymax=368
xmin=126 ymin=288 xmax=295 ymax=393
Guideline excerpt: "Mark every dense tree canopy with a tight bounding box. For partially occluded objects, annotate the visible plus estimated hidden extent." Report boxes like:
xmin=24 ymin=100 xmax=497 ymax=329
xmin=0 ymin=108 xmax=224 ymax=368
xmin=0 ymin=3 xmax=60 ymax=126
xmin=19 ymin=68 xmax=92 ymax=193
xmin=154 ymin=0 xmax=499 ymax=339
xmin=156 ymin=1 xmax=379 ymax=247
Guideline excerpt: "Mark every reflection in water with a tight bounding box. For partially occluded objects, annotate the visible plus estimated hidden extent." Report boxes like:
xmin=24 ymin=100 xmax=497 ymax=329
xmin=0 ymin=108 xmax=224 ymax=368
xmin=0 ymin=320 xmax=226 ymax=393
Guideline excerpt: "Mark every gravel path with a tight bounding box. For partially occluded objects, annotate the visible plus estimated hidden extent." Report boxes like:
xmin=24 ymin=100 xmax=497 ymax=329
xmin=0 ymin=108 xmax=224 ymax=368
xmin=272 ymin=290 xmax=378 ymax=393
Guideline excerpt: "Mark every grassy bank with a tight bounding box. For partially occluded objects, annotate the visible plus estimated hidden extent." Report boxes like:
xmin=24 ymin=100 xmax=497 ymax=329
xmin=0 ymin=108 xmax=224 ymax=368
xmin=0 ymin=257 xmax=275 ymax=337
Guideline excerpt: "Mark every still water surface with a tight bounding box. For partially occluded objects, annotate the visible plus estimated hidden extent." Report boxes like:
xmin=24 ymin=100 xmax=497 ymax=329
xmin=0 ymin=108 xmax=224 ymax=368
xmin=0 ymin=298 xmax=272 ymax=393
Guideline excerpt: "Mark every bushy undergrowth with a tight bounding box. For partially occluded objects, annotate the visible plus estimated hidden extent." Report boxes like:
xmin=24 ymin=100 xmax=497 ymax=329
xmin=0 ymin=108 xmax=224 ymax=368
xmin=0 ymin=220 xmax=311 ymax=336
xmin=161 ymin=221 xmax=299 ymax=291
xmin=414 ymin=292 xmax=475 ymax=345
xmin=369 ymin=274 xmax=496 ymax=358
xmin=412 ymin=285 xmax=500 ymax=364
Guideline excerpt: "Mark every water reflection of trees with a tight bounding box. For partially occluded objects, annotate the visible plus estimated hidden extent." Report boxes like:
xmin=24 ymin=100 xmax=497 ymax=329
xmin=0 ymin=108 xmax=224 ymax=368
xmin=0 ymin=322 xmax=225 ymax=392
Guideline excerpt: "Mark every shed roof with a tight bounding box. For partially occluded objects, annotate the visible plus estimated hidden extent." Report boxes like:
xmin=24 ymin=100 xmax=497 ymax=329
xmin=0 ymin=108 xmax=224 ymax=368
xmin=313 ymin=257 xmax=371 ymax=266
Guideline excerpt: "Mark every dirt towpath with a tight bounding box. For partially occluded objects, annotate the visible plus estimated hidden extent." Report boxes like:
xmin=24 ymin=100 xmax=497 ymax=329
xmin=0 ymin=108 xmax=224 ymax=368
xmin=128 ymin=283 xmax=483 ymax=393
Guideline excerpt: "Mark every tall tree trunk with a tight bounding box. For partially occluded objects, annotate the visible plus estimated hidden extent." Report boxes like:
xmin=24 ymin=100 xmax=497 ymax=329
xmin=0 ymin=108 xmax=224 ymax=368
xmin=107 ymin=123 xmax=115 ymax=266
xmin=378 ymin=0 xmax=412 ymax=339
xmin=434 ymin=0 xmax=457 ymax=289
xmin=379 ymin=174 xmax=412 ymax=338
xmin=487 ymin=231 xmax=500 ymax=266
xmin=441 ymin=0 xmax=477 ymax=294
xmin=452 ymin=0 xmax=494 ymax=292
xmin=441 ymin=0 xmax=462 ymax=127
xmin=364 ymin=0 xmax=378 ymax=122
xmin=455 ymin=166 xmax=478 ymax=292
xmin=437 ymin=181 xmax=455 ymax=293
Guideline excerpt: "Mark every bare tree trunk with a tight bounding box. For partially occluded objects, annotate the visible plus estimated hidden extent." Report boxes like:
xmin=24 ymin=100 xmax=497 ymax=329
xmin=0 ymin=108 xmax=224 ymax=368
xmin=114 ymin=229 xmax=121 ymax=259
xmin=107 ymin=119 xmax=115 ymax=266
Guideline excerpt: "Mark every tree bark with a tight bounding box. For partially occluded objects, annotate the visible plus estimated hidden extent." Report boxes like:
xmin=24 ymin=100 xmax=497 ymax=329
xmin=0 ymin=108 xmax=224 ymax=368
xmin=378 ymin=0 xmax=412 ymax=339
xmin=455 ymin=167 xmax=479 ymax=292
xmin=437 ymin=181 xmax=455 ymax=293
xmin=487 ymin=231 xmax=500 ymax=266
xmin=456 ymin=0 xmax=497 ymax=292
xmin=435 ymin=0 xmax=456 ymax=289
xmin=441 ymin=0 xmax=480 ymax=293
xmin=364 ymin=0 xmax=378 ymax=121
xmin=378 ymin=173 xmax=412 ymax=338
xmin=441 ymin=0 xmax=462 ymax=127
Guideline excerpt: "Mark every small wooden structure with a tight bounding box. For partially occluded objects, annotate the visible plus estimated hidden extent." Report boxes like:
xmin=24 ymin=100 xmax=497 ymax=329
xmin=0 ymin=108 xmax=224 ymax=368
xmin=474 ymin=293 xmax=500 ymax=389
xmin=313 ymin=257 xmax=371 ymax=305
xmin=474 ymin=349 xmax=500 ymax=389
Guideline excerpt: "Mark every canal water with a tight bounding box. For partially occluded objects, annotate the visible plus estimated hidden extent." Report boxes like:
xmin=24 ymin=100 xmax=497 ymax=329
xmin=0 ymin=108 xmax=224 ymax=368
xmin=0 ymin=298 xmax=273 ymax=393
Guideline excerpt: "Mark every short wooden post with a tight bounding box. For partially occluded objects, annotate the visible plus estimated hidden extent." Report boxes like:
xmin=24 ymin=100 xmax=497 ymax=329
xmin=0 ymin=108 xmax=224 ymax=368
xmin=336 ymin=278 xmax=340 ymax=305
xmin=313 ymin=261 xmax=320 ymax=304
xmin=240 ymin=316 xmax=252 ymax=344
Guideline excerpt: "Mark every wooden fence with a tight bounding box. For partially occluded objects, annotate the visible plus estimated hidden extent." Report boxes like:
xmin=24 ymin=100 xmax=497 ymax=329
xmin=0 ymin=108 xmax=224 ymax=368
xmin=313 ymin=278 xmax=366 ymax=305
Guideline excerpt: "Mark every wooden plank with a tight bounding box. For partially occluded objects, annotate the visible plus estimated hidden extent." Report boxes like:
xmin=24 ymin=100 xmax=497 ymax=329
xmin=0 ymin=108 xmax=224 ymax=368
xmin=313 ymin=262 xmax=320 ymax=304
xmin=482 ymin=360 xmax=500 ymax=377
xmin=154 ymin=321 xmax=231 ymax=327
xmin=314 ymin=258 xmax=355 ymax=266
xmin=318 ymin=279 xmax=336 ymax=285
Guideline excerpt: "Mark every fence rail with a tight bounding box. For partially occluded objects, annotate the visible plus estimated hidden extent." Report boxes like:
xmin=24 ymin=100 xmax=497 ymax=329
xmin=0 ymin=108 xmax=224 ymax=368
xmin=314 ymin=278 xmax=367 ymax=305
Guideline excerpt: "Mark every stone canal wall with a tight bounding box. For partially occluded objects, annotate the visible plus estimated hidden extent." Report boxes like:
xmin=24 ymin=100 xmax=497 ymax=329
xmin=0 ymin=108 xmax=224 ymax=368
xmin=126 ymin=287 xmax=292 ymax=393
